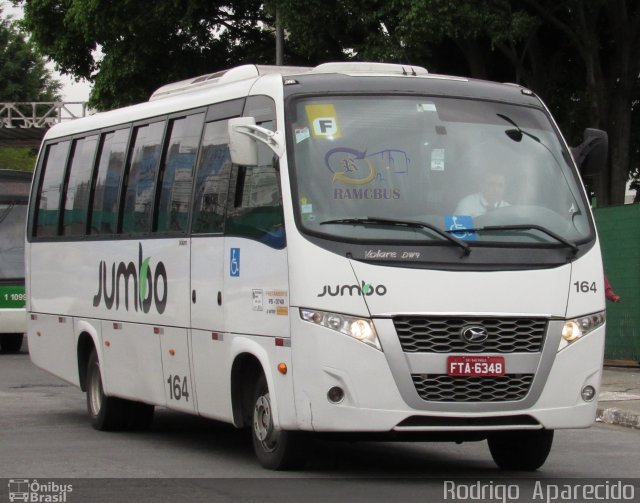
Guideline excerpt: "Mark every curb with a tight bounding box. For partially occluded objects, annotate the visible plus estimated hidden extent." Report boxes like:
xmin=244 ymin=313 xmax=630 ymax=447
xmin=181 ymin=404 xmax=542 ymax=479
xmin=596 ymin=406 xmax=640 ymax=429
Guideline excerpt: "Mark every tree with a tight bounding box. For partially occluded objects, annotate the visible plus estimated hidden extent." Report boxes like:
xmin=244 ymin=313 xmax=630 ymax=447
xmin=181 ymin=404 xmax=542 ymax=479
xmin=0 ymin=8 xmax=60 ymax=173
xmin=0 ymin=7 xmax=60 ymax=101
xmin=16 ymin=0 xmax=278 ymax=110
xmin=279 ymin=0 xmax=639 ymax=205
xmin=521 ymin=0 xmax=640 ymax=205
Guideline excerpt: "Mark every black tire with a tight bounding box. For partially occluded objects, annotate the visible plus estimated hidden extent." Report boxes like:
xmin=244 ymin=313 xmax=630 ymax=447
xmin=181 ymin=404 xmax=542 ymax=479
xmin=0 ymin=333 xmax=24 ymax=353
xmin=488 ymin=429 xmax=554 ymax=471
xmin=127 ymin=401 xmax=155 ymax=431
xmin=251 ymin=374 xmax=307 ymax=470
xmin=85 ymin=349 xmax=129 ymax=431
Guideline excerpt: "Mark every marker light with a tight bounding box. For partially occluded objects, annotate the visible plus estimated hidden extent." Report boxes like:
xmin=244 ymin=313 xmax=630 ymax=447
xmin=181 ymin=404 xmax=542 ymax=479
xmin=300 ymin=309 xmax=381 ymax=350
xmin=559 ymin=311 xmax=605 ymax=351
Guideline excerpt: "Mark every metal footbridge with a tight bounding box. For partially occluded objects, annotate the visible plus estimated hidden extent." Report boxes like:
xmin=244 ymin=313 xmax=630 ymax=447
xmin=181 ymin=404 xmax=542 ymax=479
xmin=0 ymin=102 xmax=88 ymax=147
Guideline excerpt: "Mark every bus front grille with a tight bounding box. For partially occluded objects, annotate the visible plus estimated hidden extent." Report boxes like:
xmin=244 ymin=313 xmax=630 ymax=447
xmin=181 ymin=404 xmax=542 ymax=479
xmin=394 ymin=316 xmax=547 ymax=353
xmin=412 ymin=374 xmax=534 ymax=402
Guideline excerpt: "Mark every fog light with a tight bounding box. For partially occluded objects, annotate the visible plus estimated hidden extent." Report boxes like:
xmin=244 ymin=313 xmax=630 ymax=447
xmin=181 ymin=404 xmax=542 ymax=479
xmin=327 ymin=386 xmax=345 ymax=404
xmin=581 ymin=385 xmax=596 ymax=402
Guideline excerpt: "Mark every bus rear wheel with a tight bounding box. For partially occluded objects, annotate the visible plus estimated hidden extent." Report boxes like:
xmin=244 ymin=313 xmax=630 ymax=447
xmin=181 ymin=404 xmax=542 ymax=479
xmin=0 ymin=333 xmax=23 ymax=353
xmin=86 ymin=349 xmax=130 ymax=431
xmin=488 ymin=429 xmax=554 ymax=471
xmin=251 ymin=374 xmax=307 ymax=470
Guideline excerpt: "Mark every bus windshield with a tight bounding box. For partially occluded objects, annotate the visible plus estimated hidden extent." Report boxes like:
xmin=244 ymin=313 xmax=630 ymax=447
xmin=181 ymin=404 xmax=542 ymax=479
xmin=289 ymin=96 xmax=591 ymax=247
xmin=0 ymin=175 xmax=29 ymax=280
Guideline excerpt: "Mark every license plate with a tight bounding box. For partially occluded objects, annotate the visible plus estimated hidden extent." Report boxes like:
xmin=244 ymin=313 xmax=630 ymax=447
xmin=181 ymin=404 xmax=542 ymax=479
xmin=447 ymin=355 xmax=505 ymax=377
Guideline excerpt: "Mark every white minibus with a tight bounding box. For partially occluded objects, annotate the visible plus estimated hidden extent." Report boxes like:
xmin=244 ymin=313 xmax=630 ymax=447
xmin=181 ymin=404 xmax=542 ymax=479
xmin=26 ymin=62 xmax=608 ymax=470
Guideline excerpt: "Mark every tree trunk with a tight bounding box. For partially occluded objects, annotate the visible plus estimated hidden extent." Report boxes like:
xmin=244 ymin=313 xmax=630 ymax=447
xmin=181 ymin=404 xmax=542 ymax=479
xmin=607 ymin=93 xmax=633 ymax=205
xmin=455 ymin=39 xmax=489 ymax=80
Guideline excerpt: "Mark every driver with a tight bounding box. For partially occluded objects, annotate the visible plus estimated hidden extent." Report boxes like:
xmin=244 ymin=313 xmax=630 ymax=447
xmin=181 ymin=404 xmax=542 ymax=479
xmin=455 ymin=169 xmax=510 ymax=217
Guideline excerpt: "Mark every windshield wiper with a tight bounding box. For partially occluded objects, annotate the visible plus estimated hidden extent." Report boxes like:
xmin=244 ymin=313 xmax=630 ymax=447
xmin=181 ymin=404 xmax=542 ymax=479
xmin=320 ymin=217 xmax=471 ymax=257
xmin=497 ymin=113 xmax=541 ymax=143
xmin=448 ymin=224 xmax=579 ymax=256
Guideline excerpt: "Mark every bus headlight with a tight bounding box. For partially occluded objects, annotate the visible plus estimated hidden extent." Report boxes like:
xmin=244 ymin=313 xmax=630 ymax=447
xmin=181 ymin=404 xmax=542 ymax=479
xmin=300 ymin=309 xmax=381 ymax=350
xmin=559 ymin=311 xmax=605 ymax=351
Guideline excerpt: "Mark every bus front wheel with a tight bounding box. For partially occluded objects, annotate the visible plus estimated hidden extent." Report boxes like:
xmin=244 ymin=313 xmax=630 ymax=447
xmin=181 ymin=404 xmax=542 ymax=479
xmin=251 ymin=374 xmax=307 ymax=470
xmin=0 ymin=334 xmax=23 ymax=353
xmin=488 ymin=429 xmax=554 ymax=471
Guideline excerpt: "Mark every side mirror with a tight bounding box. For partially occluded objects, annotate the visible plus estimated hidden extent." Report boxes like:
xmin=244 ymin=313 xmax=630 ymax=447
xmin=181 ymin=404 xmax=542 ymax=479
xmin=571 ymin=128 xmax=608 ymax=176
xmin=228 ymin=117 xmax=285 ymax=166
xmin=228 ymin=117 xmax=259 ymax=166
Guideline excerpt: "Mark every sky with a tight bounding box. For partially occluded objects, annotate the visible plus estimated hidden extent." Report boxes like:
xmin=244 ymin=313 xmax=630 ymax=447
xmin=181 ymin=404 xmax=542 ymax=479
xmin=2 ymin=0 xmax=92 ymax=102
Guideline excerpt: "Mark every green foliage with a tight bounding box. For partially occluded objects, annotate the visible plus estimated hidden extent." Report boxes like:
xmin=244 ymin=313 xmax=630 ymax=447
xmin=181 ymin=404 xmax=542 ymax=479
xmin=0 ymin=7 xmax=61 ymax=101
xmin=18 ymin=0 xmax=276 ymax=109
xmin=0 ymin=147 xmax=37 ymax=172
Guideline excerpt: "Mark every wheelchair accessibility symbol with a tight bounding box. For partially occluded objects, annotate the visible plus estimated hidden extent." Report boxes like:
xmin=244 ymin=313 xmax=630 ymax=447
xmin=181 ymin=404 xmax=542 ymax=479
xmin=444 ymin=215 xmax=477 ymax=241
xmin=230 ymin=248 xmax=240 ymax=277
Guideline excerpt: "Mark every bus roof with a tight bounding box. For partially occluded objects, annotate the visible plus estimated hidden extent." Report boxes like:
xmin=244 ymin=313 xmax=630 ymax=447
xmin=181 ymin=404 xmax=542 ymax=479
xmin=40 ymin=62 xmax=536 ymax=143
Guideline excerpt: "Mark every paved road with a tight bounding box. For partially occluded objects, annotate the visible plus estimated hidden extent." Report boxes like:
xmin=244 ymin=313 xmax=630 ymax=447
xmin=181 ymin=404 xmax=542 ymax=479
xmin=1 ymin=347 xmax=639 ymax=502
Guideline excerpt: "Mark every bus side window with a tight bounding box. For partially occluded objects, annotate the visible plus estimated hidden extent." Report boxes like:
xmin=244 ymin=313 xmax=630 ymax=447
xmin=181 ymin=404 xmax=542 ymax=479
xmin=34 ymin=141 xmax=70 ymax=238
xmin=225 ymin=122 xmax=285 ymax=249
xmin=90 ymin=128 xmax=130 ymax=235
xmin=120 ymin=121 xmax=165 ymax=234
xmin=190 ymin=120 xmax=232 ymax=234
xmin=225 ymin=162 xmax=285 ymax=248
xmin=62 ymin=135 xmax=98 ymax=236
xmin=155 ymin=113 xmax=204 ymax=234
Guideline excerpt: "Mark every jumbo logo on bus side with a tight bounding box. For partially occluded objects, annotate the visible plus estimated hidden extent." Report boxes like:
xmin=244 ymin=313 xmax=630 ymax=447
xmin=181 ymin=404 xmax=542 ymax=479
xmin=92 ymin=243 xmax=168 ymax=314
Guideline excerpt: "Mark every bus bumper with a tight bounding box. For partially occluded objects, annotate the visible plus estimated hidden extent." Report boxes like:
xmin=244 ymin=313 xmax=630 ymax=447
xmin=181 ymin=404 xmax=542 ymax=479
xmin=290 ymin=316 xmax=604 ymax=433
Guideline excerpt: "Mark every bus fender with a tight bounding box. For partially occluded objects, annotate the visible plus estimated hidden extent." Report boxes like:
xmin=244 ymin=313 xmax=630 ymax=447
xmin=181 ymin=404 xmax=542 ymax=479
xmin=74 ymin=318 xmax=102 ymax=392
xmin=229 ymin=335 xmax=288 ymax=430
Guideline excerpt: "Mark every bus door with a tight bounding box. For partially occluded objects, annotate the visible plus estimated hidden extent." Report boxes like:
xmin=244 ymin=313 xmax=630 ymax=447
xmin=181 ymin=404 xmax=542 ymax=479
xmin=222 ymin=99 xmax=289 ymax=341
xmin=223 ymin=161 xmax=288 ymax=336
xmin=189 ymin=118 xmax=234 ymax=420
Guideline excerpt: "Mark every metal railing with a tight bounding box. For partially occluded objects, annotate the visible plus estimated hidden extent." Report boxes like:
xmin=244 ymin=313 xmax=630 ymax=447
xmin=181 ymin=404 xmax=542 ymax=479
xmin=0 ymin=102 xmax=88 ymax=129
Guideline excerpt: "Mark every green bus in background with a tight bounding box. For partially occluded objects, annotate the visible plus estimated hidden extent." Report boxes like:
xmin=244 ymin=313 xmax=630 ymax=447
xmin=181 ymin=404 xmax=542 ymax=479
xmin=0 ymin=170 xmax=31 ymax=353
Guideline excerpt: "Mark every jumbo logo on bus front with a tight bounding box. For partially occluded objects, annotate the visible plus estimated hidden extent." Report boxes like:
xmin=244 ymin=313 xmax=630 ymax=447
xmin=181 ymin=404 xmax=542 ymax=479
xmin=317 ymin=281 xmax=387 ymax=297
xmin=93 ymin=243 xmax=168 ymax=314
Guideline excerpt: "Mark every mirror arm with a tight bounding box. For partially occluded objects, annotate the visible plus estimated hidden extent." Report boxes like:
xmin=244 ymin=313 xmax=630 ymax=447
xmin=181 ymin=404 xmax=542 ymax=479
xmin=234 ymin=125 xmax=285 ymax=157
xmin=570 ymin=128 xmax=608 ymax=176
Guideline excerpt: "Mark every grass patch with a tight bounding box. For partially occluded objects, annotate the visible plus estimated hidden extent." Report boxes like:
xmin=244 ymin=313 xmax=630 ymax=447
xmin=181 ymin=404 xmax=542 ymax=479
xmin=0 ymin=147 xmax=37 ymax=172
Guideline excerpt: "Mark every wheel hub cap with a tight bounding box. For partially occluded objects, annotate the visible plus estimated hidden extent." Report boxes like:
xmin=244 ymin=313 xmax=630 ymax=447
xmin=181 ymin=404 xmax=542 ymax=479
xmin=253 ymin=395 xmax=272 ymax=442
